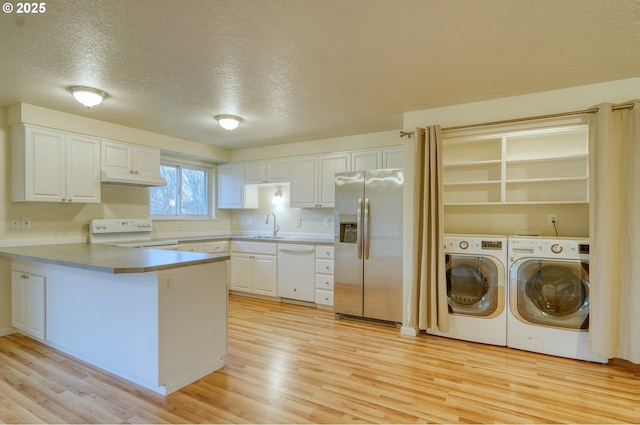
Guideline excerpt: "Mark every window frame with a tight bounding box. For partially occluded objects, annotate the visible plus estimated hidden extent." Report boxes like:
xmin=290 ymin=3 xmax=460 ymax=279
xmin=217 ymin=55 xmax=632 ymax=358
xmin=150 ymin=159 xmax=216 ymax=220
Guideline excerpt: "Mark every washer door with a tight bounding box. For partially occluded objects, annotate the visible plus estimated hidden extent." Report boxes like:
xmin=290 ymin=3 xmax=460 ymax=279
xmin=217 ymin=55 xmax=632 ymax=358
xmin=445 ymin=254 xmax=504 ymax=318
xmin=511 ymin=259 xmax=589 ymax=329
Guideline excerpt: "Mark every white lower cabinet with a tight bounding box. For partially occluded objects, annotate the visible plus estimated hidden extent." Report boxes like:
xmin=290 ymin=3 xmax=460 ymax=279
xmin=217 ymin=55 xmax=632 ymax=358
xmin=315 ymin=245 xmax=335 ymax=308
xmin=229 ymin=241 xmax=277 ymax=296
xmin=11 ymin=269 xmax=46 ymax=340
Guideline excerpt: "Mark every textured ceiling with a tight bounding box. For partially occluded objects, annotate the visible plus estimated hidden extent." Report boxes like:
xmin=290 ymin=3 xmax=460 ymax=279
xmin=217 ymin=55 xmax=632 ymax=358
xmin=0 ymin=0 xmax=638 ymax=150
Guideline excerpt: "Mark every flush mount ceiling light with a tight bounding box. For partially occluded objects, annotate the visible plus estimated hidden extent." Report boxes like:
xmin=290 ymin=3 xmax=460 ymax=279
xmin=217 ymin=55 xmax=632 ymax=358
xmin=215 ymin=114 xmax=243 ymax=131
xmin=68 ymin=86 xmax=107 ymax=108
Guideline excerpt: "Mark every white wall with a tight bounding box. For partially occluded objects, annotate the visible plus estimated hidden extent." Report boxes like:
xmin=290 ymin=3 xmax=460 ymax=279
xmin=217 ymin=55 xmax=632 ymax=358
xmin=230 ymin=185 xmax=334 ymax=238
xmin=230 ymin=130 xmax=401 ymax=161
xmin=403 ymin=77 xmax=640 ymax=238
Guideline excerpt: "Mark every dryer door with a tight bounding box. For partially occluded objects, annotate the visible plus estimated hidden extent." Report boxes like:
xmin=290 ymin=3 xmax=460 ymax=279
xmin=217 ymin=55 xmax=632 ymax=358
xmin=445 ymin=254 xmax=505 ymax=318
xmin=510 ymin=259 xmax=589 ymax=329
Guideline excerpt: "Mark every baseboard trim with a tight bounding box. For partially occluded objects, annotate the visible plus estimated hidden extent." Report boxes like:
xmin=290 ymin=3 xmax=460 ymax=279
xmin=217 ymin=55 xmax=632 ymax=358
xmin=0 ymin=327 xmax=17 ymax=337
xmin=400 ymin=325 xmax=419 ymax=337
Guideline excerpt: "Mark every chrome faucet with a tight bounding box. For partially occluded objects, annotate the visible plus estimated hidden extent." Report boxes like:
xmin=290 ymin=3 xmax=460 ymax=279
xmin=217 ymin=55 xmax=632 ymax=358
xmin=265 ymin=212 xmax=280 ymax=237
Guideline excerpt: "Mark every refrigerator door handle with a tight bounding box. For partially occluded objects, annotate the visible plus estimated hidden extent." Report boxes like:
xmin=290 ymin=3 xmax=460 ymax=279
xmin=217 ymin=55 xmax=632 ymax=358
xmin=364 ymin=198 xmax=370 ymax=260
xmin=357 ymin=198 xmax=363 ymax=259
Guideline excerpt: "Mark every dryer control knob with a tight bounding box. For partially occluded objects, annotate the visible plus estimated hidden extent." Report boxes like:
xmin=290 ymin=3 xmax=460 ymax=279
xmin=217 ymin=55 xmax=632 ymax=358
xmin=459 ymin=241 xmax=469 ymax=249
xmin=551 ymin=243 xmax=563 ymax=254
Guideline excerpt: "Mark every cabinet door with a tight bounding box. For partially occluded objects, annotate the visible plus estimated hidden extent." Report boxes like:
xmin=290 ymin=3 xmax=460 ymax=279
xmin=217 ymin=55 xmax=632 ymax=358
xmin=66 ymin=134 xmax=101 ymax=203
xmin=318 ymin=153 xmax=349 ymax=207
xmin=351 ymin=149 xmax=381 ymax=171
xmin=101 ymin=140 xmax=132 ymax=173
xmin=290 ymin=156 xmax=318 ymax=208
xmin=11 ymin=271 xmax=26 ymax=331
xmin=253 ymin=255 xmax=277 ymax=296
xmin=383 ymin=147 xmax=404 ymax=169
xmin=230 ymin=254 xmax=253 ymax=292
xmin=132 ymin=146 xmax=161 ymax=176
xmin=266 ymin=159 xmax=290 ymax=183
xmin=244 ymin=161 xmax=266 ymax=184
xmin=218 ymin=164 xmax=245 ymax=208
xmin=25 ymin=126 xmax=66 ymax=201
xmin=26 ymin=273 xmax=46 ymax=340
xmin=11 ymin=270 xmax=46 ymax=339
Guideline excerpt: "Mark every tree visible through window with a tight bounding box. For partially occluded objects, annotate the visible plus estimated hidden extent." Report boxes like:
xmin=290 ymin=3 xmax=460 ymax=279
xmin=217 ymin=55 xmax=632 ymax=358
xmin=150 ymin=163 xmax=210 ymax=217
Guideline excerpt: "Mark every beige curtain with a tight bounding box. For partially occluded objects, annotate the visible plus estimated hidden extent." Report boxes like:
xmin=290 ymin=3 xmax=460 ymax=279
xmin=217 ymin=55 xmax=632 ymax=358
xmin=405 ymin=126 xmax=448 ymax=331
xmin=589 ymin=101 xmax=640 ymax=363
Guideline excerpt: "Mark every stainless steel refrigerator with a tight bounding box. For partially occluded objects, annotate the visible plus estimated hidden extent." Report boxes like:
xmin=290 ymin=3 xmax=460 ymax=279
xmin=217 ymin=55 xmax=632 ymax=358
xmin=334 ymin=169 xmax=403 ymax=323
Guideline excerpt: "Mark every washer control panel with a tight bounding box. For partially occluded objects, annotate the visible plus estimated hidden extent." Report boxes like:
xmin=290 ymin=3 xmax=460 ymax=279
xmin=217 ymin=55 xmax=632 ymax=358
xmin=508 ymin=237 xmax=589 ymax=260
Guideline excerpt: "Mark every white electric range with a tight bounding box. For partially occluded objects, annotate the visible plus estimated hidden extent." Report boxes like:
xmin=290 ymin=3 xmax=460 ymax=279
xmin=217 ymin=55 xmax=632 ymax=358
xmin=89 ymin=218 xmax=178 ymax=249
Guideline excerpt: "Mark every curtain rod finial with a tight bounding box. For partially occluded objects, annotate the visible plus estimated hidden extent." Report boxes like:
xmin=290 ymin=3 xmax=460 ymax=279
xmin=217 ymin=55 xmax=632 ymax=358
xmin=400 ymin=130 xmax=414 ymax=138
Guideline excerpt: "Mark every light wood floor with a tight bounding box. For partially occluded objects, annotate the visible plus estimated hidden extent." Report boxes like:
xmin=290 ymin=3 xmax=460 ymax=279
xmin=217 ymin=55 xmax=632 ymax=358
xmin=1 ymin=294 xmax=639 ymax=424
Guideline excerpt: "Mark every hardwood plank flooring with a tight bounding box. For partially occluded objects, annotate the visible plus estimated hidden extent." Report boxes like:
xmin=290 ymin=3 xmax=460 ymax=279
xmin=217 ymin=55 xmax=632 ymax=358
xmin=1 ymin=294 xmax=639 ymax=423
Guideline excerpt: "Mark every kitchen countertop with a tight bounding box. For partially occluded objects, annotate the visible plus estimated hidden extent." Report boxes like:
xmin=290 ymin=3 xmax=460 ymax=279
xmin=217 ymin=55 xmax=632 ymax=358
xmin=0 ymin=243 xmax=228 ymax=274
xmin=168 ymin=234 xmax=334 ymax=244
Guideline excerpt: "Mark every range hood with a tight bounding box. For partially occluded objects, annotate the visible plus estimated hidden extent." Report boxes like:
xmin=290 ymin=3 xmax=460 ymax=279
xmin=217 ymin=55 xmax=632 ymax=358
xmin=100 ymin=170 xmax=167 ymax=187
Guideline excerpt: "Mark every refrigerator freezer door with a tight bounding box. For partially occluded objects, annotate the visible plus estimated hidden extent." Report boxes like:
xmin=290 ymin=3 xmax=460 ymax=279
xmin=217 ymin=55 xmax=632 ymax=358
xmin=363 ymin=169 xmax=404 ymax=322
xmin=334 ymin=171 xmax=364 ymax=317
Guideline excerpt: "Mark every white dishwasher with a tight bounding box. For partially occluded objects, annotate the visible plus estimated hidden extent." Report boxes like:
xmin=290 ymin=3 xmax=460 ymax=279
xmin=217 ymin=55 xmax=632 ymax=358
xmin=277 ymin=243 xmax=316 ymax=302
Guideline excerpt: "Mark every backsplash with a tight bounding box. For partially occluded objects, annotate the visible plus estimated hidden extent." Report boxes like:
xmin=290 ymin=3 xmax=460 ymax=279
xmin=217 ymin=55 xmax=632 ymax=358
xmin=230 ymin=185 xmax=334 ymax=238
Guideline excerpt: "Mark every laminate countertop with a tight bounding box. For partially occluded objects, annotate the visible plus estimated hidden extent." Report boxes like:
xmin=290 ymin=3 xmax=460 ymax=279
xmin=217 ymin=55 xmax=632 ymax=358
xmin=0 ymin=243 xmax=228 ymax=274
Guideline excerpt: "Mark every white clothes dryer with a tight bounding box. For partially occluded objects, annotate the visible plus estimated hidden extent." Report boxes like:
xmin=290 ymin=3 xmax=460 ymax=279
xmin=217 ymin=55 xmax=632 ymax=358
xmin=507 ymin=236 xmax=607 ymax=363
xmin=428 ymin=235 xmax=508 ymax=346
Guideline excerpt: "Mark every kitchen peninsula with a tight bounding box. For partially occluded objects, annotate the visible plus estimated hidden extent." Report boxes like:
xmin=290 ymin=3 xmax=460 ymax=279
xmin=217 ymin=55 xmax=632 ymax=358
xmin=0 ymin=243 xmax=229 ymax=395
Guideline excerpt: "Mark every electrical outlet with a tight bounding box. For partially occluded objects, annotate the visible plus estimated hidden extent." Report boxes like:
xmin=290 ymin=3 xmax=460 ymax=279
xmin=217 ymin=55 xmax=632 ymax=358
xmin=22 ymin=217 xmax=31 ymax=229
xmin=163 ymin=274 xmax=174 ymax=294
xmin=548 ymin=214 xmax=558 ymax=226
xmin=323 ymin=218 xmax=330 ymax=228
xmin=232 ymin=216 xmax=238 ymax=225
xmin=246 ymin=217 xmax=252 ymax=225
xmin=296 ymin=218 xmax=302 ymax=227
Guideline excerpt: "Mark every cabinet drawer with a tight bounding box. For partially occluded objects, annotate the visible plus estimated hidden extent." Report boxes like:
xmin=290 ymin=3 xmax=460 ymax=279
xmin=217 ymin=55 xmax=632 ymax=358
xmin=315 ymin=274 xmax=334 ymax=290
xmin=315 ymin=245 xmax=334 ymax=260
xmin=315 ymin=259 xmax=334 ymax=275
xmin=205 ymin=241 xmax=229 ymax=253
xmin=177 ymin=242 xmax=205 ymax=252
xmin=315 ymin=289 xmax=334 ymax=306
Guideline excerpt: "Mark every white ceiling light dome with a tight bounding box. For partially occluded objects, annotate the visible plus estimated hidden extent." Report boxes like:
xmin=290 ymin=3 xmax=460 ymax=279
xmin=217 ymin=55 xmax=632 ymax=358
xmin=215 ymin=114 xmax=243 ymax=131
xmin=69 ymin=86 xmax=107 ymax=108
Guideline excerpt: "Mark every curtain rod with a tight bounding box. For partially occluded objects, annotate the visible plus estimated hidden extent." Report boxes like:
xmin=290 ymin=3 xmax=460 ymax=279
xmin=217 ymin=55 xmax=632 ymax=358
xmin=399 ymin=102 xmax=635 ymax=137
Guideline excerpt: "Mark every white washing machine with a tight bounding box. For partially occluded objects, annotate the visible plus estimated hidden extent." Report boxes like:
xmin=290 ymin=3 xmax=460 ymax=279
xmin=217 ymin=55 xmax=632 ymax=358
xmin=507 ymin=236 xmax=607 ymax=363
xmin=428 ymin=235 xmax=508 ymax=346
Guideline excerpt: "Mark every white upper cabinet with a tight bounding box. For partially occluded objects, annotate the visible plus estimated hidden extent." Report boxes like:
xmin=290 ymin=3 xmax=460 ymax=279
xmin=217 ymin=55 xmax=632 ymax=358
xmin=383 ymin=146 xmax=404 ymax=169
xmin=11 ymin=124 xmax=100 ymax=203
xmin=351 ymin=149 xmax=382 ymax=171
xmin=244 ymin=158 xmax=290 ymax=184
xmin=351 ymin=146 xmax=404 ymax=171
xmin=217 ymin=163 xmax=258 ymax=209
xmin=101 ymin=140 xmax=161 ymax=177
xmin=318 ymin=153 xmax=350 ymax=207
xmin=290 ymin=153 xmax=349 ymax=208
xmin=443 ymin=125 xmax=589 ymax=205
xmin=290 ymin=156 xmax=318 ymax=208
